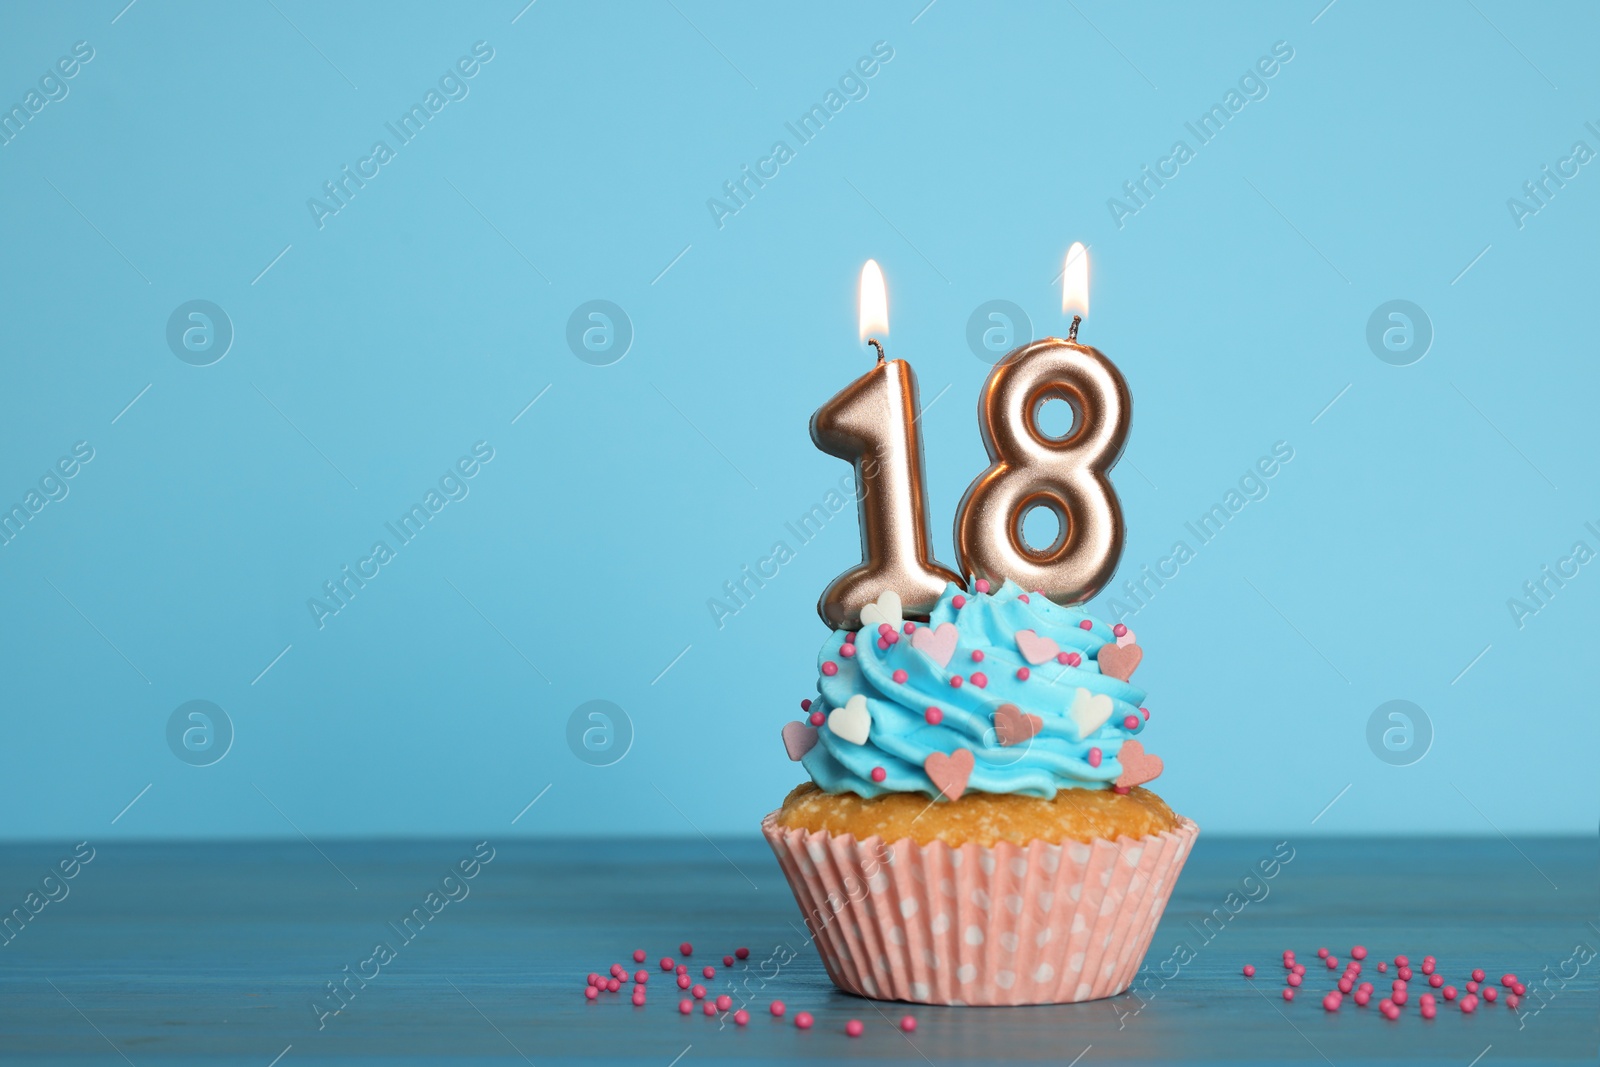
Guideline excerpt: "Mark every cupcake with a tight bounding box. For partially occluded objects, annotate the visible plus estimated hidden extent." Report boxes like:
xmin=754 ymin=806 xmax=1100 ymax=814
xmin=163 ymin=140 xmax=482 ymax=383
xmin=765 ymin=579 xmax=1197 ymax=1006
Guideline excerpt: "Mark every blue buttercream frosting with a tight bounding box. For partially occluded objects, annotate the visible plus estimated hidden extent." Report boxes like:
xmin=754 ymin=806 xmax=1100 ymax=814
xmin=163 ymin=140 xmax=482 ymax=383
xmin=800 ymin=580 xmax=1148 ymax=799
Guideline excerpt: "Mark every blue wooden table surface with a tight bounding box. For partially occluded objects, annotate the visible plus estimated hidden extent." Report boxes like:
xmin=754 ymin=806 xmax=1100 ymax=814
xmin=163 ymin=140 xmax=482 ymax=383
xmin=0 ymin=835 xmax=1592 ymax=1065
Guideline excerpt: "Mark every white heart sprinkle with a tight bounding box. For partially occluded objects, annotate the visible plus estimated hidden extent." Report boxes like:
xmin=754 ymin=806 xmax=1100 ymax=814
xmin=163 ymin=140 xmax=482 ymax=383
xmin=858 ymin=590 xmax=903 ymax=631
xmin=1069 ymin=688 xmax=1114 ymax=739
xmin=828 ymin=694 xmax=872 ymax=745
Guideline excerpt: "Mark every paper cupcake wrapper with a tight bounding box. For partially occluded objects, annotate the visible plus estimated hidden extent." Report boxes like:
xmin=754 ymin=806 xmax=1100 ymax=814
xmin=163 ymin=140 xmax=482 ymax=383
xmin=762 ymin=812 xmax=1198 ymax=1006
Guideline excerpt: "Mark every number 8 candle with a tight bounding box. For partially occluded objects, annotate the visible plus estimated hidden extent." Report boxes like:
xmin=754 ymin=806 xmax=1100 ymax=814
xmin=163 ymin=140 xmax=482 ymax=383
xmin=954 ymin=244 xmax=1131 ymax=603
xmin=810 ymin=260 xmax=962 ymax=629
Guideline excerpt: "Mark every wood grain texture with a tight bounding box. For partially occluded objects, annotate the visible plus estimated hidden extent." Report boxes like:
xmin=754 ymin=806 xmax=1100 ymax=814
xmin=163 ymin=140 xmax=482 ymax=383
xmin=0 ymin=836 xmax=1592 ymax=1064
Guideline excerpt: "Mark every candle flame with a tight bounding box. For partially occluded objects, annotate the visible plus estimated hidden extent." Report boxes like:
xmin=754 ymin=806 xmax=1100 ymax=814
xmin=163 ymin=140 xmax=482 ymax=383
xmin=859 ymin=259 xmax=888 ymax=344
xmin=1062 ymin=242 xmax=1089 ymax=320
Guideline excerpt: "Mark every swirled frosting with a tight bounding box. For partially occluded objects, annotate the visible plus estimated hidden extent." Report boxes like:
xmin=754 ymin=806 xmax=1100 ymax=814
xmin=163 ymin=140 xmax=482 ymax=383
xmin=799 ymin=580 xmax=1149 ymax=799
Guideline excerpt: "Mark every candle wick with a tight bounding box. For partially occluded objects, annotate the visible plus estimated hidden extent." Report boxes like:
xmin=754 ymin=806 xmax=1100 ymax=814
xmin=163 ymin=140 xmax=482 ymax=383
xmin=1067 ymin=316 xmax=1081 ymax=343
xmin=867 ymin=338 xmax=886 ymax=362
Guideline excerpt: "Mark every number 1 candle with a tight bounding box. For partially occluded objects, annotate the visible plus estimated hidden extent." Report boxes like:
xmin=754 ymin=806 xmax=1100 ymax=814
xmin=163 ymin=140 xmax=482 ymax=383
xmin=810 ymin=260 xmax=962 ymax=630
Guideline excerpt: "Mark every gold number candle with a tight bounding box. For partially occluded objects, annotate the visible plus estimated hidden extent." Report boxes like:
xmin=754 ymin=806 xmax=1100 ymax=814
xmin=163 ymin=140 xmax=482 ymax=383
xmin=954 ymin=245 xmax=1131 ymax=603
xmin=811 ymin=261 xmax=962 ymax=630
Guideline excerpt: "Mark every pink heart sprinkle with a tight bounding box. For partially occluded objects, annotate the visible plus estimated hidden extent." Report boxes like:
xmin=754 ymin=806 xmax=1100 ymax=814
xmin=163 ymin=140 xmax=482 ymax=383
xmin=1114 ymin=739 xmax=1163 ymax=789
xmin=1013 ymin=629 xmax=1060 ymax=665
xmin=781 ymin=721 xmax=818 ymax=761
xmin=924 ymin=749 xmax=974 ymax=800
xmin=909 ymin=622 xmax=960 ymax=668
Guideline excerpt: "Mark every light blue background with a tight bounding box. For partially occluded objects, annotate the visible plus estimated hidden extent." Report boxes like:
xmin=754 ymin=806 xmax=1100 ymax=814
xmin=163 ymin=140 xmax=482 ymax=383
xmin=1 ymin=0 xmax=1594 ymax=841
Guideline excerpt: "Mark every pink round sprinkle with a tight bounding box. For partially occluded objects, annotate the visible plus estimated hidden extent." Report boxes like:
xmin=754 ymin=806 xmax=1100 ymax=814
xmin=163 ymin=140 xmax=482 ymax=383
xmin=1483 ymin=987 xmax=1497 ymax=1002
xmin=1079 ymin=620 xmax=1093 ymax=630
xmin=877 ymin=638 xmax=889 ymax=650
xmin=722 ymin=955 xmax=734 ymax=967
xmin=1383 ymin=1003 xmax=1401 ymax=1021
xmin=1466 ymin=981 xmax=1478 ymax=993
xmin=809 ymin=711 xmax=826 ymax=726
xmin=585 ymin=986 xmax=598 ymax=1000
xmin=1460 ymin=995 xmax=1477 ymax=1014
xmin=660 ymin=957 xmax=674 ymax=971
xmin=1354 ymin=990 xmax=1370 ymax=1006
xmin=676 ymin=964 xmax=687 ymax=976
xmin=1016 ymin=667 xmax=1031 ymax=680
xmin=1287 ymin=973 xmax=1302 ymax=987
xmin=1322 ymin=992 xmax=1341 ymax=1011
xmin=795 ymin=1011 xmax=814 ymax=1029
xmin=1067 ymin=652 xmax=1082 ymax=666
xmin=1471 ymin=968 xmax=1485 ymax=982
xmin=702 ymin=966 xmax=715 ymax=979
xmin=845 ymin=1019 xmax=864 ymax=1037
xmin=1243 ymin=964 xmax=1256 ymax=977
xmin=635 ymin=971 xmax=648 ymax=984
xmin=607 ymin=978 xmax=620 ymax=992
xmin=1141 ymin=707 xmax=1149 ymax=720
xmin=892 ymin=669 xmax=908 ymax=683
xmin=1506 ymin=994 xmax=1520 ymax=1009
xmin=678 ymin=999 xmax=692 ymax=1014
xmin=925 ymin=707 xmax=943 ymax=725
xmin=1326 ymin=957 xmax=1339 ymax=970
xmin=971 ymin=649 xmax=984 ymax=662
xmin=970 ymin=672 xmax=988 ymax=688
xmin=844 ymin=631 xmax=856 ymax=645
xmin=1018 ymin=593 xmax=1030 ymax=603
xmin=734 ymin=1009 xmax=750 ymax=1025
xmin=975 ymin=579 xmax=991 ymax=593
xmin=1442 ymin=985 xmax=1457 ymax=1001
xmin=1428 ymin=974 xmax=1442 ymax=988
xmin=1317 ymin=948 xmax=1329 ymax=959
xmin=1088 ymin=747 xmax=1102 ymax=767
xmin=1351 ymin=945 xmax=1367 ymax=960
xmin=949 ymin=676 xmax=963 ymax=688
xmin=800 ymin=698 xmax=812 ymax=712
xmin=703 ymin=1002 xmax=716 ymax=1017
xmin=587 ymin=973 xmax=600 ymax=987
xmin=952 ymin=595 xmax=966 ymax=609
xmin=633 ymin=949 xmax=646 ymax=963
xmin=1393 ymin=989 xmax=1407 ymax=1006
xmin=770 ymin=1000 xmax=786 ymax=1017
xmin=680 ymin=942 xmax=694 ymax=956
xmin=632 ymin=991 xmax=645 ymax=1005
xmin=611 ymin=964 xmax=627 ymax=977
xmin=1421 ymin=1002 xmax=1437 ymax=1019
xmin=1113 ymin=623 xmax=1127 ymax=636
xmin=900 ymin=1015 xmax=917 ymax=1032
xmin=871 ymin=767 xmax=886 ymax=783
xmin=840 ymin=644 xmax=856 ymax=658
xmin=1282 ymin=988 xmax=1295 ymax=1001
xmin=1293 ymin=964 xmax=1306 ymax=976
xmin=736 ymin=947 xmax=749 ymax=960
xmin=1338 ymin=977 xmax=1353 ymax=993
xmin=1395 ymin=955 xmax=1409 ymax=967
xmin=885 ymin=627 xmax=899 ymax=642
xmin=1500 ymin=973 xmax=1517 ymax=987
xmin=1421 ymin=959 xmax=1435 ymax=975
xmin=691 ymin=984 xmax=705 ymax=999
xmin=821 ymin=661 xmax=838 ymax=676
xmin=1420 ymin=993 xmax=1435 ymax=1007
xmin=1513 ymin=982 xmax=1525 ymax=995
xmin=1377 ymin=962 xmax=1387 ymax=973
xmin=878 ymin=623 xmax=893 ymax=635
xmin=1392 ymin=979 xmax=1406 ymax=992
xmin=676 ymin=975 xmax=690 ymax=989
xmin=1123 ymin=715 xmax=1139 ymax=730
xmin=903 ymin=622 xmax=916 ymax=635
xmin=1398 ymin=966 xmax=1412 ymax=981
xmin=716 ymin=994 xmax=732 ymax=1010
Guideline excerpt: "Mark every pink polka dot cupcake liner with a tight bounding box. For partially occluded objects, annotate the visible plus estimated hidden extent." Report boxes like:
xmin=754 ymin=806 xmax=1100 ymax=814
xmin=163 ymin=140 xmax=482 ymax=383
xmin=762 ymin=813 xmax=1199 ymax=1006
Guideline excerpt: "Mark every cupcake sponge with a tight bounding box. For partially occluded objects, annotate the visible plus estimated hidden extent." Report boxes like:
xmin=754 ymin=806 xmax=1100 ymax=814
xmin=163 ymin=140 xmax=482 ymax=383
xmin=776 ymin=781 xmax=1180 ymax=848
